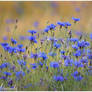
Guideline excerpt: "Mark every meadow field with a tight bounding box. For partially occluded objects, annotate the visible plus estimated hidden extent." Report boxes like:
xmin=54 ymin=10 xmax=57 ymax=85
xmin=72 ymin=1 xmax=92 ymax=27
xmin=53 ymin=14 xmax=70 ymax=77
xmin=0 ymin=1 xmax=92 ymax=91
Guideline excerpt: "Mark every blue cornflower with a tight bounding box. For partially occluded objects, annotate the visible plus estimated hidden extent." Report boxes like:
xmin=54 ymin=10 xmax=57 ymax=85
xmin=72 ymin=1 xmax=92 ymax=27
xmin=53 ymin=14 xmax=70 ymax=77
xmin=17 ymin=44 xmax=23 ymax=48
xmin=0 ymin=76 xmax=7 ymax=80
xmin=8 ymin=47 xmax=17 ymax=53
xmin=38 ymin=62 xmax=43 ymax=67
xmin=72 ymin=45 xmax=78 ymax=50
xmin=80 ymin=58 xmax=88 ymax=64
xmin=3 ymin=45 xmax=11 ymax=52
xmin=70 ymin=38 xmax=79 ymax=42
xmin=3 ymin=71 xmax=12 ymax=76
xmin=17 ymin=60 xmax=26 ymax=66
xmin=17 ymin=48 xmax=25 ymax=53
xmin=39 ymin=52 xmax=48 ymax=60
xmin=65 ymin=22 xmax=71 ymax=27
xmin=74 ymin=61 xmax=84 ymax=68
xmin=0 ymin=42 xmax=9 ymax=47
xmin=28 ymin=36 xmax=37 ymax=43
xmin=60 ymin=51 xmax=65 ymax=55
xmin=87 ymin=54 xmax=92 ymax=59
xmin=73 ymin=50 xmax=81 ymax=57
xmin=8 ymin=80 xmax=13 ymax=86
xmin=72 ymin=71 xmax=83 ymax=81
xmin=30 ymin=63 xmax=38 ymax=69
xmin=11 ymin=38 xmax=17 ymax=44
xmin=30 ymin=52 xmax=39 ymax=59
xmin=53 ymin=43 xmax=61 ymax=49
xmin=0 ymin=62 xmax=10 ymax=69
xmin=48 ymin=52 xmax=57 ymax=57
xmin=64 ymin=59 xmax=73 ymax=67
xmin=53 ymin=75 xmax=64 ymax=82
xmin=72 ymin=17 xmax=80 ymax=22
xmin=47 ymin=24 xmax=56 ymax=30
xmin=57 ymin=21 xmax=65 ymax=27
xmin=90 ymin=33 xmax=92 ymax=39
xmin=71 ymin=70 xmax=79 ymax=76
xmin=50 ymin=62 xmax=59 ymax=68
xmin=74 ymin=75 xmax=83 ymax=81
xmin=16 ymin=71 xmax=25 ymax=79
xmin=60 ymin=55 xmax=67 ymax=60
xmin=77 ymin=41 xmax=85 ymax=48
xmin=85 ymin=41 xmax=90 ymax=47
xmin=77 ymin=40 xmax=89 ymax=48
xmin=46 ymin=66 xmax=48 ymax=71
xmin=44 ymin=27 xmax=50 ymax=33
xmin=28 ymin=30 xmax=37 ymax=35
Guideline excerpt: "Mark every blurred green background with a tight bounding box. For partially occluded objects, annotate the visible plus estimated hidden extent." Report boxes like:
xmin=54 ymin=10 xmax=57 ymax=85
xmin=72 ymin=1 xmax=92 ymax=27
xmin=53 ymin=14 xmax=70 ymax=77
xmin=0 ymin=1 xmax=92 ymax=42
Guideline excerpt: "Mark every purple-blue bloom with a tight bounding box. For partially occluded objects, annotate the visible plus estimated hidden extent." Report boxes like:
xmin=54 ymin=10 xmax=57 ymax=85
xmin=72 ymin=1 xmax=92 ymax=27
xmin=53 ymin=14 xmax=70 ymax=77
xmin=30 ymin=63 xmax=38 ymax=69
xmin=30 ymin=52 xmax=39 ymax=59
xmin=47 ymin=24 xmax=56 ymax=30
xmin=39 ymin=52 xmax=48 ymax=60
xmin=50 ymin=62 xmax=59 ymax=68
xmin=53 ymin=75 xmax=64 ymax=82
xmin=90 ymin=33 xmax=92 ymax=39
xmin=64 ymin=59 xmax=73 ymax=67
xmin=28 ymin=30 xmax=37 ymax=35
xmin=17 ymin=60 xmax=26 ymax=66
xmin=72 ymin=45 xmax=78 ymax=50
xmin=16 ymin=71 xmax=25 ymax=79
xmin=74 ymin=61 xmax=84 ymax=68
xmin=28 ymin=36 xmax=37 ymax=43
xmin=71 ymin=70 xmax=83 ymax=81
xmin=57 ymin=21 xmax=65 ymax=27
xmin=11 ymin=38 xmax=17 ymax=45
xmin=53 ymin=43 xmax=61 ymax=49
xmin=3 ymin=71 xmax=12 ymax=76
xmin=72 ymin=17 xmax=80 ymax=22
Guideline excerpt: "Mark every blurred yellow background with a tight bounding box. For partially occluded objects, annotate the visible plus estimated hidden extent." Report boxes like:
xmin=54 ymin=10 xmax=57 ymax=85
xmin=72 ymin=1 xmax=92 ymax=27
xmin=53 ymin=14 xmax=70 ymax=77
xmin=0 ymin=1 xmax=92 ymax=41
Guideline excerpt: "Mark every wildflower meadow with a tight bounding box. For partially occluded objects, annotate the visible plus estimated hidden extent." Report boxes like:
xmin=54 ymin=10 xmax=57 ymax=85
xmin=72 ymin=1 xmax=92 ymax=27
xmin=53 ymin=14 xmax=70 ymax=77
xmin=0 ymin=1 xmax=92 ymax=91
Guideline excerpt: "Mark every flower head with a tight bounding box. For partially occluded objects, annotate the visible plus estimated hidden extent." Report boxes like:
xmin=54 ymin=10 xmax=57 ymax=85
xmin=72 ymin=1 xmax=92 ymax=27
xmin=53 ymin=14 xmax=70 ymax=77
xmin=44 ymin=27 xmax=50 ymax=33
xmin=28 ymin=36 xmax=37 ymax=43
xmin=64 ymin=59 xmax=73 ymax=67
xmin=53 ymin=43 xmax=61 ymax=49
xmin=30 ymin=63 xmax=38 ymax=69
xmin=17 ymin=60 xmax=26 ymax=66
xmin=3 ymin=71 xmax=12 ymax=76
xmin=47 ymin=24 xmax=56 ymax=30
xmin=72 ymin=45 xmax=78 ymax=50
xmin=72 ymin=71 xmax=83 ymax=81
xmin=53 ymin=75 xmax=64 ymax=82
xmin=28 ymin=30 xmax=37 ymax=35
xmin=57 ymin=21 xmax=65 ymax=27
xmin=39 ymin=52 xmax=48 ymax=60
xmin=16 ymin=71 xmax=25 ymax=79
xmin=74 ymin=61 xmax=84 ymax=68
xmin=11 ymin=38 xmax=17 ymax=45
xmin=90 ymin=33 xmax=92 ymax=39
xmin=50 ymin=61 xmax=59 ymax=68
xmin=72 ymin=17 xmax=80 ymax=22
xmin=30 ymin=52 xmax=39 ymax=59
